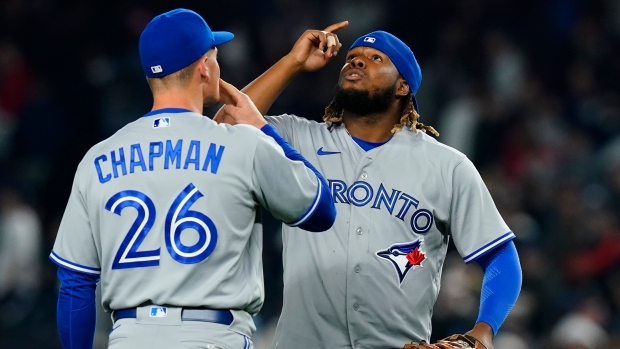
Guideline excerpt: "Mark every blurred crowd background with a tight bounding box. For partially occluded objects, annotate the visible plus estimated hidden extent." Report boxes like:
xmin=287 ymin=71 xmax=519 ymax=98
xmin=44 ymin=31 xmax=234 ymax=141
xmin=1 ymin=0 xmax=620 ymax=348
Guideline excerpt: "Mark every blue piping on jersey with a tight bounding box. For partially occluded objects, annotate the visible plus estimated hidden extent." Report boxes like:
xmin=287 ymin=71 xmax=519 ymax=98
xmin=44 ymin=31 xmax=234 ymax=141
xmin=143 ymin=108 xmax=193 ymax=117
xmin=463 ymin=231 xmax=515 ymax=264
xmin=57 ymin=266 xmax=99 ymax=349
xmin=260 ymin=124 xmax=336 ymax=232
xmin=50 ymin=251 xmax=101 ymax=275
xmin=475 ymin=240 xmax=522 ymax=335
xmin=288 ymin=178 xmax=322 ymax=227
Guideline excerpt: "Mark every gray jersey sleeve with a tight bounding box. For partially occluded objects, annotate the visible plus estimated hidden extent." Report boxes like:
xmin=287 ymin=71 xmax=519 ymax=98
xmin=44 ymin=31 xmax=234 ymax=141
xmin=50 ymin=164 xmax=101 ymax=275
xmin=251 ymin=131 xmax=319 ymax=225
xmin=264 ymin=114 xmax=299 ymax=143
xmin=450 ymin=157 xmax=514 ymax=263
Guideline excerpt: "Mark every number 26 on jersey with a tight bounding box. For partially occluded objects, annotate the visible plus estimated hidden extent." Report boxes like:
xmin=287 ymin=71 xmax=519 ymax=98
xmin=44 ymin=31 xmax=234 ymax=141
xmin=105 ymin=183 xmax=217 ymax=269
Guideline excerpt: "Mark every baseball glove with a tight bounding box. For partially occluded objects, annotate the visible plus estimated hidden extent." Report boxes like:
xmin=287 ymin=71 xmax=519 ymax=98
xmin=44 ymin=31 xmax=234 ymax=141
xmin=403 ymin=334 xmax=488 ymax=349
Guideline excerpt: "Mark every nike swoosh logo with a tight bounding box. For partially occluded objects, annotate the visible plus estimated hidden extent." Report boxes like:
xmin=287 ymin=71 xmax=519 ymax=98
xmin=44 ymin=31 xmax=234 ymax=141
xmin=317 ymin=147 xmax=341 ymax=156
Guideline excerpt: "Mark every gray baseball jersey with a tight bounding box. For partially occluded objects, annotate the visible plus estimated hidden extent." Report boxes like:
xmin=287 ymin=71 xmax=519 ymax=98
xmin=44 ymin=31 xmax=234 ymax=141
xmin=50 ymin=110 xmax=323 ymax=337
xmin=265 ymin=114 xmax=515 ymax=349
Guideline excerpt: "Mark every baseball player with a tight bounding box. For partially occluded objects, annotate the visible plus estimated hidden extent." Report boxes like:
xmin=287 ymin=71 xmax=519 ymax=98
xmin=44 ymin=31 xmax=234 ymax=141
xmin=49 ymin=8 xmax=337 ymax=349
xmin=216 ymin=26 xmax=523 ymax=349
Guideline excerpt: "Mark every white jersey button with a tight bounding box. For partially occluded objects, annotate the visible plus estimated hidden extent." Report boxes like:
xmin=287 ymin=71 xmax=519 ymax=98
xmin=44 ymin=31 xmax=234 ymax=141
xmin=354 ymin=266 xmax=361 ymax=273
xmin=353 ymin=303 xmax=359 ymax=311
xmin=361 ymin=172 xmax=368 ymax=180
xmin=356 ymin=228 xmax=363 ymax=235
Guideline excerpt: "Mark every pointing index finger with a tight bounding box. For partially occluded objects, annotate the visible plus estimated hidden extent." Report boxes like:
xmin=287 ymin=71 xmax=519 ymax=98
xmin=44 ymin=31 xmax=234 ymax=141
xmin=321 ymin=21 xmax=348 ymax=56
xmin=324 ymin=21 xmax=349 ymax=34
xmin=218 ymin=79 xmax=241 ymax=106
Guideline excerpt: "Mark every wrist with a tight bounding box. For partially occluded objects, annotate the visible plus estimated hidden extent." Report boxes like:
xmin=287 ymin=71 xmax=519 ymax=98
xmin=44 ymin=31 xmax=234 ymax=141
xmin=253 ymin=119 xmax=268 ymax=129
xmin=280 ymin=54 xmax=305 ymax=74
xmin=466 ymin=322 xmax=494 ymax=349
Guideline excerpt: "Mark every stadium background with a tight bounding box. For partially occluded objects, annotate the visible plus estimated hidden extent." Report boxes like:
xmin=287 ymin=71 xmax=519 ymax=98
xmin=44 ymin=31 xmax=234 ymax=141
xmin=0 ymin=0 xmax=619 ymax=348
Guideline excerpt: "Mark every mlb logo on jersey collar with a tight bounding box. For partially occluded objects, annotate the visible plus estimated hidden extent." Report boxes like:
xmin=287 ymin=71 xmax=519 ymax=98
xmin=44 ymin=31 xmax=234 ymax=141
xmin=153 ymin=117 xmax=170 ymax=128
xmin=150 ymin=306 xmax=168 ymax=317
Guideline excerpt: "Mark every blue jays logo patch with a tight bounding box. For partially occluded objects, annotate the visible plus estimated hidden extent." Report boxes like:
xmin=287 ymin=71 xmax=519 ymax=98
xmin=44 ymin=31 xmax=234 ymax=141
xmin=376 ymin=239 xmax=426 ymax=284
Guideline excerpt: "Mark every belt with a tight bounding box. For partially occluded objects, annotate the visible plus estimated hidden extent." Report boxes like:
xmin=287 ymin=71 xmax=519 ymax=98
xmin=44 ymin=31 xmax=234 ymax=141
xmin=113 ymin=307 xmax=234 ymax=325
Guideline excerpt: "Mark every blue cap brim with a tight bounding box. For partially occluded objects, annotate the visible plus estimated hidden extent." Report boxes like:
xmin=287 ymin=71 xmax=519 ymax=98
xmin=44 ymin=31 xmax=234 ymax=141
xmin=213 ymin=31 xmax=234 ymax=46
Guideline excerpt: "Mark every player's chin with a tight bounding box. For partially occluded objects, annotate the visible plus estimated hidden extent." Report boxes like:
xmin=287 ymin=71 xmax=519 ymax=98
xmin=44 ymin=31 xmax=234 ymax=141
xmin=204 ymin=94 xmax=219 ymax=108
xmin=338 ymin=82 xmax=366 ymax=93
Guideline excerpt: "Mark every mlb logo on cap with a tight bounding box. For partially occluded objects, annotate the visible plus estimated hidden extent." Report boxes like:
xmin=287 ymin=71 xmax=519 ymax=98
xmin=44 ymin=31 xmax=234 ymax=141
xmin=151 ymin=65 xmax=163 ymax=74
xmin=363 ymin=37 xmax=376 ymax=43
xmin=150 ymin=306 xmax=168 ymax=317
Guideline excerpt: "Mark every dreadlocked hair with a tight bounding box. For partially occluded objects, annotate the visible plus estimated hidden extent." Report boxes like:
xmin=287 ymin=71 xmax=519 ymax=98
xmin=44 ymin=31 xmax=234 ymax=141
xmin=323 ymin=100 xmax=344 ymax=130
xmin=322 ymin=91 xmax=439 ymax=137
xmin=396 ymin=92 xmax=439 ymax=136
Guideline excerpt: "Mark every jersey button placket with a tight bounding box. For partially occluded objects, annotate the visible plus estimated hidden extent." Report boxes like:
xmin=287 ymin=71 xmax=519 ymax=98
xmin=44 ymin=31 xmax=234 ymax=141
xmin=346 ymin=179 xmax=370 ymax=343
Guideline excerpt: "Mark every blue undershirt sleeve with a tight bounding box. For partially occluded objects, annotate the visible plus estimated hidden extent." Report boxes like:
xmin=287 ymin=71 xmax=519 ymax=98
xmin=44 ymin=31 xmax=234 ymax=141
xmin=474 ymin=240 xmax=522 ymax=335
xmin=260 ymin=124 xmax=336 ymax=232
xmin=56 ymin=266 xmax=100 ymax=349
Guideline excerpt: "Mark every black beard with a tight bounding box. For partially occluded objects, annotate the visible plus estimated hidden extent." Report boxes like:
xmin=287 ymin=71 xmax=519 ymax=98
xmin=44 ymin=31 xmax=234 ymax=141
xmin=333 ymin=83 xmax=396 ymax=116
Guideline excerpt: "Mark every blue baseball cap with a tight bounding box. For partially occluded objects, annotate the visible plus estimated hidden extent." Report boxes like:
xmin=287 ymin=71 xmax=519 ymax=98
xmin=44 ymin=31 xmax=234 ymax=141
xmin=350 ymin=31 xmax=422 ymax=111
xmin=139 ymin=8 xmax=234 ymax=78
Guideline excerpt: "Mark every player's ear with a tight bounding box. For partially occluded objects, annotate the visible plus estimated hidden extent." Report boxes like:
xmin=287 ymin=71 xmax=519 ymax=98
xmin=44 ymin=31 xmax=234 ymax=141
xmin=396 ymin=77 xmax=409 ymax=97
xmin=197 ymin=55 xmax=210 ymax=81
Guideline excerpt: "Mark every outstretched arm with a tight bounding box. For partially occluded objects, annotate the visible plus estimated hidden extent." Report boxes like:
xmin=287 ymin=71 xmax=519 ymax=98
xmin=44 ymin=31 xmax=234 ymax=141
xmin=214 ymin=21 xmax=348 ymax=124
xmin=218 ymin=79 xmax=336 ymax=231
